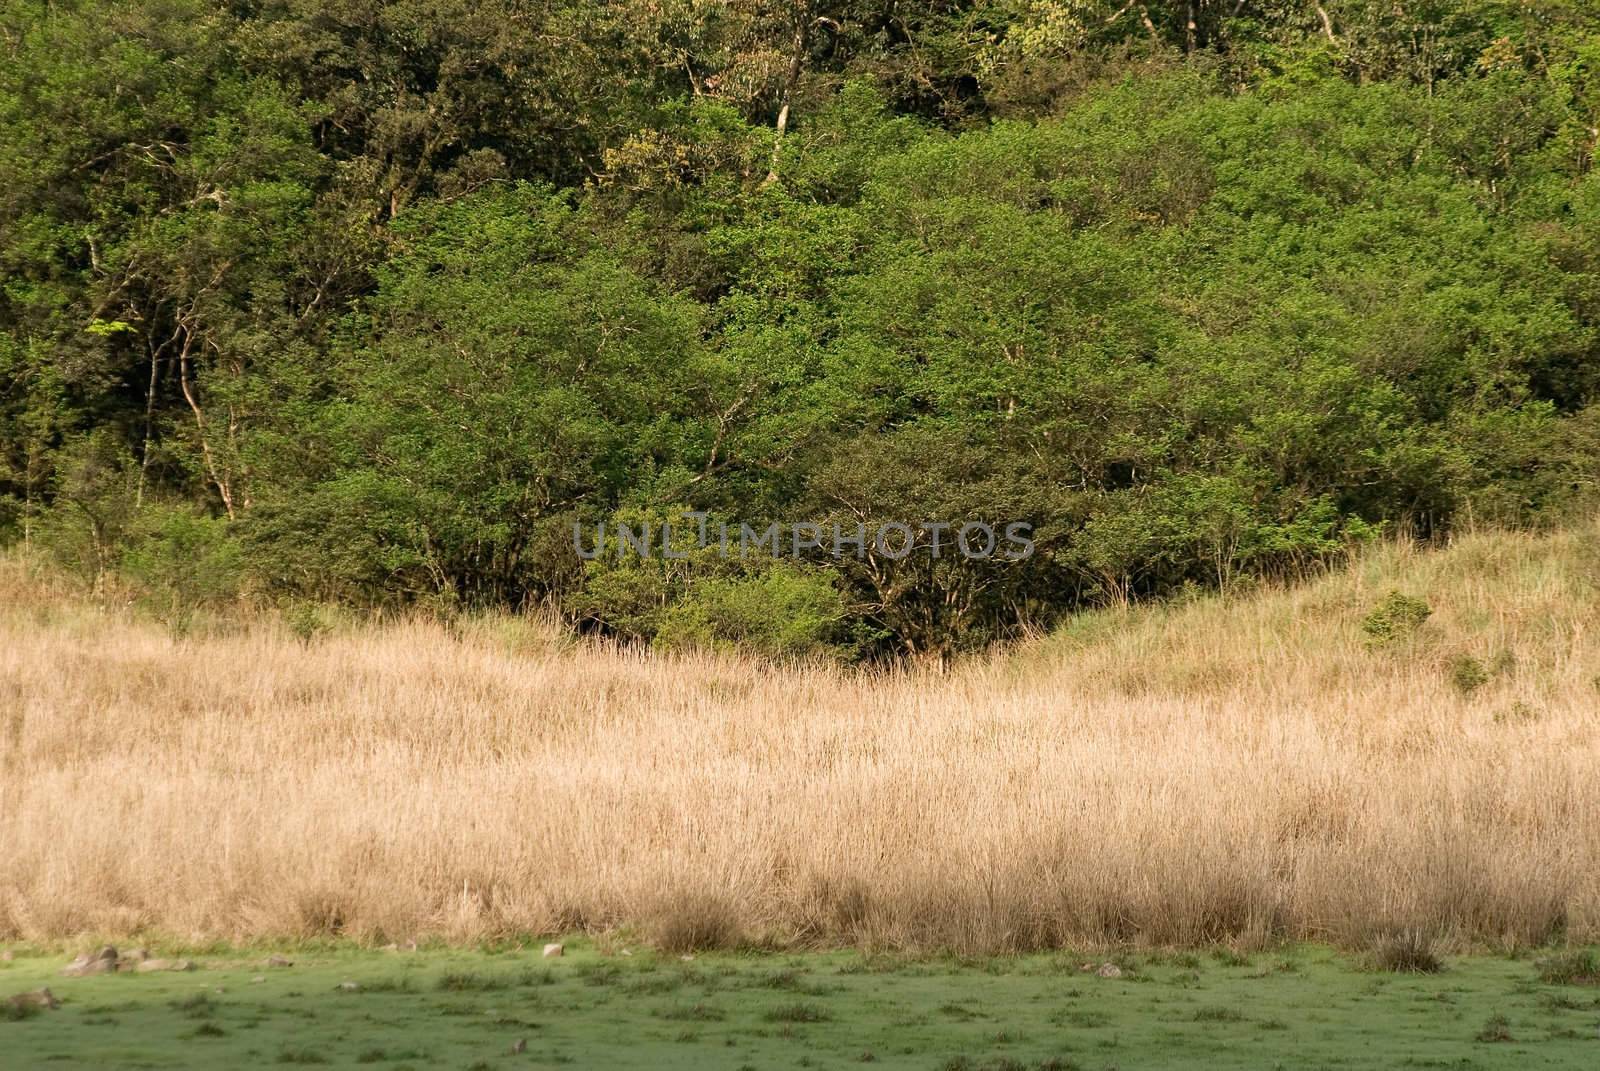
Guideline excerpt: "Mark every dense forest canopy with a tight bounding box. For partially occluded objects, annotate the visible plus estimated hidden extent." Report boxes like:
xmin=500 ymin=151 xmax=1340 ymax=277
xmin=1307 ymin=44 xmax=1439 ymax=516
xmin=2 ymin=0 xmax=1598 ymax=657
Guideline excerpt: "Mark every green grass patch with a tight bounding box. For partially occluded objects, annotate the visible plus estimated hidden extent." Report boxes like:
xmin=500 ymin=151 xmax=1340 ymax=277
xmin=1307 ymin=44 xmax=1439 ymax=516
xmin=0 ymin=944 xmax=1594 ymax=1068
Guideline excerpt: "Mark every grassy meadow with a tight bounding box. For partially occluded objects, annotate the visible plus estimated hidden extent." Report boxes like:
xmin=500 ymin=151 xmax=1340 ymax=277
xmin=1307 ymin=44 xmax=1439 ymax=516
xmin=4 ymin=522 xmax=1600 ymax=952
xmin=3 ymin=941 xmax=1600 ymax=1069
xmin=4 ymin=521 xmax=1600 ymax=1065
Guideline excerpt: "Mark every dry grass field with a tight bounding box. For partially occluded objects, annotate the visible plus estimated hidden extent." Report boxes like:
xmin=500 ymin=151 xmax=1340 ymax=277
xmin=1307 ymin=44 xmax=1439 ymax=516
xmin=3 ymin=522 xmax=1598 ymax=956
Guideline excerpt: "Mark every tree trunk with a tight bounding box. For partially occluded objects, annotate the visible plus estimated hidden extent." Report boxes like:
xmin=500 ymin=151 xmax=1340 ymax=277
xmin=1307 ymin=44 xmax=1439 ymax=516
xmin=762 ymin=16 xmax=810 ymax=187
xmin=176 ymin=325 xmax=235 ymax=520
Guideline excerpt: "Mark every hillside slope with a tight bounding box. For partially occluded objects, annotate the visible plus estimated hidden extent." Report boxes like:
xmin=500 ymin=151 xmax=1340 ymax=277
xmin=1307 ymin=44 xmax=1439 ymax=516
xmin=2 ymin=522 xmax=1597 ymax=952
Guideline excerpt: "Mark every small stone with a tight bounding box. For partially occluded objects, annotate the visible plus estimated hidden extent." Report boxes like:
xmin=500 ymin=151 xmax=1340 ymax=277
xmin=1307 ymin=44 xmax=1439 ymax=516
xmin=336 ymin=981 xmax=360 ymax=992
xmin=266 ymin=954 xmax=293 ymax=968
xmin=135 ymin=958 xmax=195 ymax=973
xmin=541 ymin=943 xmax=563 ymax=958
xmin=5 ymin=988 xmax=59 ymax=1011
xmin=511 ymin=1038 xmax=527 ymax=1054
xmin=62 ymin=946 xmax=119 ymax=977
xmin=1096 ymin=963 xmax=1122 ymax=979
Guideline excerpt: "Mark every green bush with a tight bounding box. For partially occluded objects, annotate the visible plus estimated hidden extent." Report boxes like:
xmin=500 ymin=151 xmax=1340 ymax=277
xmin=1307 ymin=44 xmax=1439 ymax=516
xmin=1448 ymin=654 xmax=1490 ymax=695
xmin=120 ymin=506 xmax=242 ymax=633
xmin=282 ymin=600 xmax=336 ymax=646
xmin=655 ymin=566 xmax=852 ymax=661
xmin=30 ymin=430 xmax=137 ymax=587
xmin=1361 ymin=591 xmax=1432 ymax=645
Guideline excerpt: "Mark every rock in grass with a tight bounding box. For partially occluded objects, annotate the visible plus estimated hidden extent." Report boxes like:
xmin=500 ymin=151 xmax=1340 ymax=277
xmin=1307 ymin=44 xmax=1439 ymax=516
xmin=542 ymin=943 xmax=563 ymax=958
xmin=6 ymin=988 xmax=59 ymax=1011
xmin=135 ymin=958 xmax=195 ymax=973
xmin=62 ymin=946 xmax=118 ymax=977
xmin=337 ymin=981 xmax=361 ymax=992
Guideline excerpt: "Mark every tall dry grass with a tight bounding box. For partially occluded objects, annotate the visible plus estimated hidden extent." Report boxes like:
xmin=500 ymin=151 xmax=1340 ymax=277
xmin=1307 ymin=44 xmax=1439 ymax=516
xmin=2 ymin=523 xmax=1599 ymax=954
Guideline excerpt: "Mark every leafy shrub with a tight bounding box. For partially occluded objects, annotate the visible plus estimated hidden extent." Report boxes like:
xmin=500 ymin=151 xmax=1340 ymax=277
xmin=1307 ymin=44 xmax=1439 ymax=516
xmin=120 ymin=506 xmax=242 ymax=633
xmin=1475 ymin=1013 xmax=1513 ymax=1042
xmin=30 ymin=430 xmax=136 ymax=587
xmin=283 ymin=600 xmax=334 ymax=646
xmin=655 ymin=566 xmax=852 ymax=661
xmin=1448 ymin=654 xmax=1489 ymax=695
xmin=1361 ymin=591 xmax=1432 ymax=645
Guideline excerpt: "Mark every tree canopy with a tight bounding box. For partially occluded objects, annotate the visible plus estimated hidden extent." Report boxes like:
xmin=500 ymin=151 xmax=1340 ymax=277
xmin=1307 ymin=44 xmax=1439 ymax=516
xmin=3 ymin=0 xmax=1598 ymax=657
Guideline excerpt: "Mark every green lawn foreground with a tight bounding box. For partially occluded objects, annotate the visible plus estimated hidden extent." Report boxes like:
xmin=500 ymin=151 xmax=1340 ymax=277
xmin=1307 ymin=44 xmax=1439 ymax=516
xmin=3 ymin=944 xmax=1598 ymax=1070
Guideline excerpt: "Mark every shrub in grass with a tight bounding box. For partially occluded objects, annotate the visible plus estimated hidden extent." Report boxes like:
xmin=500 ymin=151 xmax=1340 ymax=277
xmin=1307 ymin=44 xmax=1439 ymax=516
xmin=436 ymin=971 xmax=507 ymax=992
xmin=2 ymin=1001 xmax=41 ymax=1022
xmin=1369 ymin=930 xmax=1444 ymax=973
xmin=1448 ymin=654 xmax=1489 ymax=695
xmin=1475 ymin=1014 xmax=1513 ymax=1042
xmin=764 ymin=1001 xmax=831 ymax=1023
xmin=1537 ymin=948 xmax=1600 ymax=986
xmin=1190 ymin=1005 xmax=1245 ymax=1022
xmin=284 ymin=601 xmax=334 ymax=646
xmin=650 ymin=893 xmax=743 ymax=953
xmin=1361 ymin=591 xmax=1431 ymax=645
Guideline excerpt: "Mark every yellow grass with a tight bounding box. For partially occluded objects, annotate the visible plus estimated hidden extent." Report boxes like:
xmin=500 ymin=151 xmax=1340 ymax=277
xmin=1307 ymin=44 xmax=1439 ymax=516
xmin=2 ymin=522 xmax=1599 ymax=954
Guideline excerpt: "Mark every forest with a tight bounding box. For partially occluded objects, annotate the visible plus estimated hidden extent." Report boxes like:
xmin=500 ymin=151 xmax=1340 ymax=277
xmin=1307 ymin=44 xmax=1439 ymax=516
xmin=3 ymin=0 xmax=1599 ymax=658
